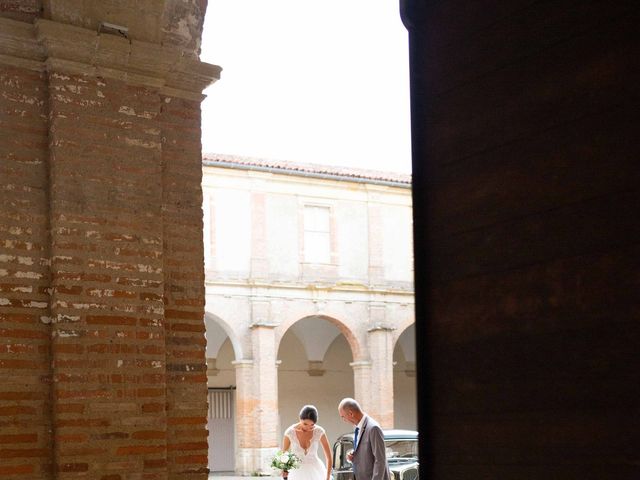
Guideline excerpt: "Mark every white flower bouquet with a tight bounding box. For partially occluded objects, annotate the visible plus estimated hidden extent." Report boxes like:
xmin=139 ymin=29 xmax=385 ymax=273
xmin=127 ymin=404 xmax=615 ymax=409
xmin=270 ymin=450 xmax=302 ymax=476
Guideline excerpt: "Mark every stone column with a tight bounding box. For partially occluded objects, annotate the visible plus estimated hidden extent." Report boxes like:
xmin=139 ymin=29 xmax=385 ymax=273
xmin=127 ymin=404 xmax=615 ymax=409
xmin=367 ymin=303 xmax=395 ymax=428
xmin=368 ymin=326 xmax=396 ymax=428
xmin=350 ymin=360 xmax=373 ymax=412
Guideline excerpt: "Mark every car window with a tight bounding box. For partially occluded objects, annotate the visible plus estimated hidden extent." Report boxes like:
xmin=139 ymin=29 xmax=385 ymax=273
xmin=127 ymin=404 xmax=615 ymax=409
xmin=332 ymin=441 xmax=342 ymax=469
xmin=335 ymin=440 xmax=354 ymax=469
xmin=385 ymin=439 xmax=418 ymax=460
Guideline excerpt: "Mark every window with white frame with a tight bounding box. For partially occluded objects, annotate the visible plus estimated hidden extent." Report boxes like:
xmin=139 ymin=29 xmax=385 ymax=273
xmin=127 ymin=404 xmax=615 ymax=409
xmin=303 ymin=205 xmax=331 ymax=264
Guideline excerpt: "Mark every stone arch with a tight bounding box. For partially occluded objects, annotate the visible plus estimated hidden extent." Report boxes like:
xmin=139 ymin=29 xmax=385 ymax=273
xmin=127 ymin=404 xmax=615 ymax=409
xmin=277 ymin=313 xmax=357 ymax=444
xmin=392 ymin=316 xmax=416 ymax=350
xmin=204 ymin=311 xmax=243 ymax=360
xmin=393 ymin=320 xmax=416 ymax=365
xmin=276 ymin=313 xmax=361 ymax=362
xmin=392 ymin=322 xmax=417 ymax=430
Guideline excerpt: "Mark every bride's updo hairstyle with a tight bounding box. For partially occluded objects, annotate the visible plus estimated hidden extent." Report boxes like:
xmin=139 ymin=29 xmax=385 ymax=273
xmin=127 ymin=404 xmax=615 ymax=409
xmin=299 ymin=405 xmax=318 ymax=423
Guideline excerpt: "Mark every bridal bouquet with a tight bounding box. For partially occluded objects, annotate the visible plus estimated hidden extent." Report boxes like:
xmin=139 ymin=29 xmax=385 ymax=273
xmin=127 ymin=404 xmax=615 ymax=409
xmin=270 ymin=450 xmax=302 ymax=475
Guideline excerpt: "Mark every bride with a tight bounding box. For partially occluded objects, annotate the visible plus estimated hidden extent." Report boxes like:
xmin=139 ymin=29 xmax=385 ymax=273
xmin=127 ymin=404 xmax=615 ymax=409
xmin=281 ymin=405 xmax=333 ymax=480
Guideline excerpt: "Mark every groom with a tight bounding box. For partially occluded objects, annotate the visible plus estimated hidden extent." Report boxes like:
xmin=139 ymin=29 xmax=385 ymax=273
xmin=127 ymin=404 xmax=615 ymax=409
xmin=338 ymin=398 xmax=390 ymax=480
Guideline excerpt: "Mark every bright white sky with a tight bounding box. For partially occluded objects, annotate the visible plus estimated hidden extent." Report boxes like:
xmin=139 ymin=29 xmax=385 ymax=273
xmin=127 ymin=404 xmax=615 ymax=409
xmin=200 ymin=0 xmax=412 ymax=174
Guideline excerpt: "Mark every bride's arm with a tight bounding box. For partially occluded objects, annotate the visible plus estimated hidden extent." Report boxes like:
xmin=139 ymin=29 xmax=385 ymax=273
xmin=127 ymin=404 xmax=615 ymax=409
xmin=320 ymin=433 xmax=333 ymax=480
xmin=282 ymin=435 xmax=291 ymax=451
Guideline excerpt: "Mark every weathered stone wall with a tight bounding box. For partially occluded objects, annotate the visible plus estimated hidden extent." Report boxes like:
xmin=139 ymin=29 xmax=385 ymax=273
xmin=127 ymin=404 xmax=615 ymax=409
xmin=0 ymin=1 xmax=219 ymax=478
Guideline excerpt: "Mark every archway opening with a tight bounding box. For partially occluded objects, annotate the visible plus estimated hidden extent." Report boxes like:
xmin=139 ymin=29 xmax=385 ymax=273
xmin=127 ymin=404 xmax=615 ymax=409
xmin=277 ymin=316 xmax=355 ymax=445
xmin=393 ymin=323 xmax=417 ymax=430
xmin=204 ymin=313 xmax=239 ymax=474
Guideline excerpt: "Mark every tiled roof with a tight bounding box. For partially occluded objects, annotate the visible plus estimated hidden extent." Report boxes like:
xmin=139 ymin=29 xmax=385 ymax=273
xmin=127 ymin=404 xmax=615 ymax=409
xmin=203 ymin=153 xmax=411 ymax=187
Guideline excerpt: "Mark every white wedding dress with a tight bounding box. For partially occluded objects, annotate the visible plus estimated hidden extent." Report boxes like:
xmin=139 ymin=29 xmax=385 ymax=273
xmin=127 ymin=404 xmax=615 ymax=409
xmin=284 ymin=424 xmax=327 ymax=480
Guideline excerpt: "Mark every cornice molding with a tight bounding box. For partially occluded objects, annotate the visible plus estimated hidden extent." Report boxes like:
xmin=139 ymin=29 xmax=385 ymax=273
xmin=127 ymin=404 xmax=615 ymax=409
xmin=0 ymin=17 xmax=221 ymax=101
xmin=0 ymin=17 xmax=45 ymax=70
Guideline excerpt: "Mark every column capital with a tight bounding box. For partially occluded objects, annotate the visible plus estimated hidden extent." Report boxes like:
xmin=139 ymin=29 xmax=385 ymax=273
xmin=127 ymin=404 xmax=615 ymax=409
xmin=232 ymin=359 xmax=254 ymax=369
xmin=349 ymin=360 xmax=372 ymax=370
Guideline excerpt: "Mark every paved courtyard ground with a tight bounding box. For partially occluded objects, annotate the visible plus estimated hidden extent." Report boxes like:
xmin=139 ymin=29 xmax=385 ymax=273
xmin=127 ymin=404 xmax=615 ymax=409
xmin=209 ymin=475 xmax=269 ymax=479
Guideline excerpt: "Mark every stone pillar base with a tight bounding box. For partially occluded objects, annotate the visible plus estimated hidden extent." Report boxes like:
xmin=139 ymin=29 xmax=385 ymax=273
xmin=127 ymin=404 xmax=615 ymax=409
xmin=237 ymin=446 xmax=280 ymax=476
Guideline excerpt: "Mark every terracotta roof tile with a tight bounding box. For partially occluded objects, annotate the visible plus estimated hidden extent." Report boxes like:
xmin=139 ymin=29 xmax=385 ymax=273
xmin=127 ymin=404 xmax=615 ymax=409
xmin=203 ymin=153 xmax=411 ymax=186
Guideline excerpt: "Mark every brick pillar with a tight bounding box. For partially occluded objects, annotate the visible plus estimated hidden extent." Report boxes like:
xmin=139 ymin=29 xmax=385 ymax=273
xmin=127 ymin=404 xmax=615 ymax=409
xmin=233 ymin=359 xmax=255 ymax=475
xmin=0 ymin=19 xmax=52 ymax=478
xmin=250 ymin=324 xmax=279 ymax=473
xmin=249 ymin=299 xmax=279 ymax=473
xmin=46 ymin=65 xmax=170 ymax=480
xmin=1 ymin=13 xmax=220 ymax=479
xmin=161 ymin=93 xmax=210 ymax=479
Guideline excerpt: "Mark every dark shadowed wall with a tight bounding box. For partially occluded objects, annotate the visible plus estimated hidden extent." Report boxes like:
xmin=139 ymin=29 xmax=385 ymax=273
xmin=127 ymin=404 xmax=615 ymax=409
xmin=405 ymin=1 xmax=640 ymax=479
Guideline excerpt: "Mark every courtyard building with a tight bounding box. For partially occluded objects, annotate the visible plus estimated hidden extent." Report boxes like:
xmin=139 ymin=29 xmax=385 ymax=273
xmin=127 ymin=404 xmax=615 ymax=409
xmin=201 ymin=155 xmax=416 ymax=474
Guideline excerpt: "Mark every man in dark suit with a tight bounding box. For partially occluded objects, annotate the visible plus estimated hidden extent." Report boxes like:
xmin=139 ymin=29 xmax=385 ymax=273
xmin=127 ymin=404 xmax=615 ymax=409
xmin=338 ymin=398 xmax=391 ymax=480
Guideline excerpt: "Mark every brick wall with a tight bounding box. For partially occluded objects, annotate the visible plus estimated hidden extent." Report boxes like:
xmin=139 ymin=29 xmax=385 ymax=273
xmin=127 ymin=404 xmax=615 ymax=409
xmin=48 ymin=71 xmax=170 ymax=479
xmin=0 ymin=7 xmax=219 ymax=479
xmin=160 ymin=95 xmax=209 ymax=478
xmin=0 ymin=63 xmax=52 ymax=479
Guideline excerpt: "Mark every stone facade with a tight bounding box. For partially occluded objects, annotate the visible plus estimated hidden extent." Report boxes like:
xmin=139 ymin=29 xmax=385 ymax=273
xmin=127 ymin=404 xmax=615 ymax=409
xmin=202 ymin=156 xmax=416 ymax=474
xmin=0 ymin=2 xmax=219 ymax=479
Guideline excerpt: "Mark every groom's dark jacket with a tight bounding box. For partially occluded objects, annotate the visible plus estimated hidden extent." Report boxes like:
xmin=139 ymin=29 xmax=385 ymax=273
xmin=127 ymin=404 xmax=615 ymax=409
xmin=352 ymin=415 xmax=391 ymax=480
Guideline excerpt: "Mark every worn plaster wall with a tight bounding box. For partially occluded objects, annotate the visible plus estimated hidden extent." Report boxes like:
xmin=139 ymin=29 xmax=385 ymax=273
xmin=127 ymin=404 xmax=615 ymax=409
xmin=0 ymin=1 xmax=219 ymax=478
